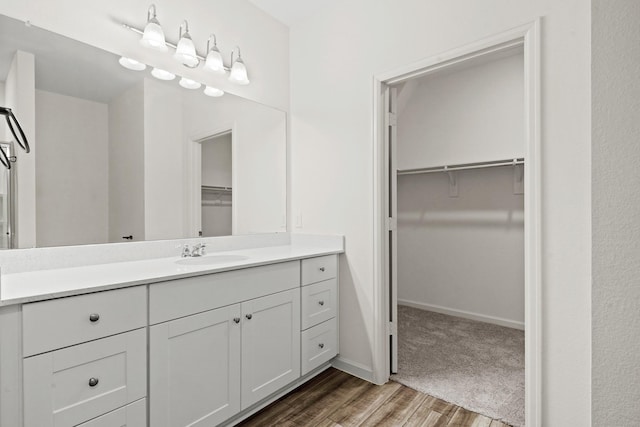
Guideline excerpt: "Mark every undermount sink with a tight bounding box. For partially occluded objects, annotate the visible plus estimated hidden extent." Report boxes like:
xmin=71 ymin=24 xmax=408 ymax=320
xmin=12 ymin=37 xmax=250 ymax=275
xmin=175 ymin=254 xmax=250 ymax=266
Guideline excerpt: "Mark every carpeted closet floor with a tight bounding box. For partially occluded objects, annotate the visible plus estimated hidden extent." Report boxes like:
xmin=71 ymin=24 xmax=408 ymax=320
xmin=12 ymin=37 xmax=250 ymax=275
xmin=391 ymin=305 xmax=525 ymax=427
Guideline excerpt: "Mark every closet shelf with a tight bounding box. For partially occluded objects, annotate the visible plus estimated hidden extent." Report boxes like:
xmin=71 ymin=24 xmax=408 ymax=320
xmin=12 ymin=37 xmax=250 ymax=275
xmin=397 ymin=158 xmax=524 ymax=176
xmin=201 ymin=185 xmax=232 ymax=194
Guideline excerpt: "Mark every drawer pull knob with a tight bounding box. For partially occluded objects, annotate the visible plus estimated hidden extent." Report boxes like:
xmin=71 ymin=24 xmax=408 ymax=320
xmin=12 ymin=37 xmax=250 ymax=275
xmin=246 ymin=314 xmax=253 ymax=320
xmin=89 ymin=313 xmax=100 ymax=322
xmin=319 ymin=267 xmax=325 ymax=272
xmin=88 ymin=378 xmax=99 ymax=387
xmin=318 ymin=343 xmax=325 ymax=349
xmin=233 ymin=317 xmax=241 ymax=324
xmin=318 ymin=300 xmax=325 ymax=306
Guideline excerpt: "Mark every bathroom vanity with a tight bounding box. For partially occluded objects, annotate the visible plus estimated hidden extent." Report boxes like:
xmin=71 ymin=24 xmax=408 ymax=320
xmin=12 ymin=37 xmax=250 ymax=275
xmin=0 ymin=236 xmax=342 ymax=427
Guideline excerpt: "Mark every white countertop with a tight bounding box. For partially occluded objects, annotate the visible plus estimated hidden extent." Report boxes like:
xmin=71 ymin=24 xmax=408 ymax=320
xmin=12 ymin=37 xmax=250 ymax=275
xmin=0 ymin=243 xmax=343 ymax=306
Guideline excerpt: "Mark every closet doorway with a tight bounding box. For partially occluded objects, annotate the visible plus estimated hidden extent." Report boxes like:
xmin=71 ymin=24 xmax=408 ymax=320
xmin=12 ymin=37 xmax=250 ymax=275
xmin=199 ymin=131 xmax=233 ymax=237
xmin=373 ymin=22 xmax=541 ymax=427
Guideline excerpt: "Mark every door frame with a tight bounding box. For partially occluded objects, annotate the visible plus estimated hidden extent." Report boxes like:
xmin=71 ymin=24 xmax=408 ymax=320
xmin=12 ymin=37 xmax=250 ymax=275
xmin=185 ymin=123 xmax=237 ymax=237
xmin=371 ymin=20 xmax=542 ymax=427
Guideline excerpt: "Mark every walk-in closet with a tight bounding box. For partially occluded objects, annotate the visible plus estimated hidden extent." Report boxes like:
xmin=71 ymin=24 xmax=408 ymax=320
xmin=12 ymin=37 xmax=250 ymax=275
xmin=389 ymin=47 xmax=526 ymax=426
xmin=200 ymin=132 xmax=232 ymax=237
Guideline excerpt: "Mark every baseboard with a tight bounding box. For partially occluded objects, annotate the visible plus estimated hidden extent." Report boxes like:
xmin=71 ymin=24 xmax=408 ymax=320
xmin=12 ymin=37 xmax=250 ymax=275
xmin=398 ymin=299 xmax=525 ymax=330
xmin=331 ymin=356 xmax=375 ymax=383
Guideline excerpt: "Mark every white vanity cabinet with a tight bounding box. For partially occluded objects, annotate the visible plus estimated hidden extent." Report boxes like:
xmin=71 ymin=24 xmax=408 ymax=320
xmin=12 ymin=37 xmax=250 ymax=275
xmin=148 ymin=261 xmax=302 ymax=427
xmin=0 ymin=251 xmax=340 ymax=427
xmin=21 ymin=287 xmax=148 ymax=427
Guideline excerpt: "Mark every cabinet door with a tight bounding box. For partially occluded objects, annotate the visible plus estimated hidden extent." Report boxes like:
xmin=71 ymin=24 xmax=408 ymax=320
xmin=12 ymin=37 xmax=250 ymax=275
xmin=241 ymin=289 xmax=300 ymax=409
xmin=150 ymin=304 xmax=241 ymax=427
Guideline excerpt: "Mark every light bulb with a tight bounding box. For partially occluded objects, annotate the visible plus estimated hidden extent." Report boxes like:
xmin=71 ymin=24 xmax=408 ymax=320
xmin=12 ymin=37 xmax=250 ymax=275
xmin=203 ymin=86 xmax=224 ymax=97
xmin=174 ymin=21 xmax=199 ymax=67
xmin=140 ymin=5 xmax=168 ymax=51
xmin=204 ymin=47 xmax=225 ymax=74
xmin=179 ymin=77 xmax=201 ymax=89
xmin=151 ymin=68 xmax=176 ymax=81
xmin=118 ymin=57 xmax=147 ymax=71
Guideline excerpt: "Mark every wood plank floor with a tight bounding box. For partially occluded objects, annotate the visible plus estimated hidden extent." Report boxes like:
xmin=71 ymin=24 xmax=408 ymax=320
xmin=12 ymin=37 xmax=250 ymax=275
xmin=237 ymin=368 xmax=512 ymax=427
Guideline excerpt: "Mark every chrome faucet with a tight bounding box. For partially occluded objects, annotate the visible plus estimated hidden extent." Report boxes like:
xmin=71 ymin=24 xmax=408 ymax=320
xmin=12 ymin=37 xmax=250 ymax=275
xmin=192 ymin=243 xmax=206 ymax=257
xmin=181 ymin=243 xmax=207 ymax=258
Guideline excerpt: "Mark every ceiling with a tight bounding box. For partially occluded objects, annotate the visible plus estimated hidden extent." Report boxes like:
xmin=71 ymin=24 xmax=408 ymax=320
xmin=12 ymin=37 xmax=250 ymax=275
xmin=247 ymin=0 xmax=327 ymax=27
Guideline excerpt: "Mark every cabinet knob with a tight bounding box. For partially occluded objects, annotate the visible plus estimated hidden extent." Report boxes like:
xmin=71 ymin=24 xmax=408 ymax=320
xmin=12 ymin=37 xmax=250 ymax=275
xmin=89 ymin=313 xmax=100 ymax=322
xmin=233 ymin=317 xmax=241 ymax=324
xmin=318 ymin=300 xmax=325 ymax=306
xmin=319 ymin=267 xmax=325 ymax=272
xmin=318 ymin=343 xmax=325 ymax=349
xmin=88 ymin=377 xmax=99 ymax=387
xmin=245 ymin=314 xmax=253 ymax=320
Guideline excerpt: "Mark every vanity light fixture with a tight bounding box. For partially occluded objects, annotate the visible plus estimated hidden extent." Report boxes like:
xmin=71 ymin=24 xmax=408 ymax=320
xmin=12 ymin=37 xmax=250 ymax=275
xmin=122 ymin=6 xmax=252 ymax=85
xmin=179 ymin=77 xmax=202 ymax=89
xmin=203 ymin=86 xmax=224 ymax=97
xmin=174 ymin=20 xmax=199 ymax=68
xmin=228 ymin=47 xmax=250 ymax=85
xmin=118 ymin=56 xmax=147 ymax=71
xmin=203 ymin=34 xmax=225 ymax=74
xmin=151 ymin=68 xmax=176 ymax=80
xmin=140 ymin=4 xmax=168 ymax=51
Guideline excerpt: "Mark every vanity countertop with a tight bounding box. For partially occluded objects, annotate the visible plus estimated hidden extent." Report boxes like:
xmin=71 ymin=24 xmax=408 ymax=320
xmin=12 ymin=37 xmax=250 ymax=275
xmin=0 ymin=242 xmax=343 ymax=307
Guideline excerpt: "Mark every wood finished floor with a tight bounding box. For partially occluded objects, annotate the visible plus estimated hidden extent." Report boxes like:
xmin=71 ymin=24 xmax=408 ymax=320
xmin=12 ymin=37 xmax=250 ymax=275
xmin=237 ymin=368 xmax=512 ymax=427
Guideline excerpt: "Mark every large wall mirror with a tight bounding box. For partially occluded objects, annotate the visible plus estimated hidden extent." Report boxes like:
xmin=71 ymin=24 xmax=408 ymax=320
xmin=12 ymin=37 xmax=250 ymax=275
xmin=0 ymin=14 xmax=286 ymax=249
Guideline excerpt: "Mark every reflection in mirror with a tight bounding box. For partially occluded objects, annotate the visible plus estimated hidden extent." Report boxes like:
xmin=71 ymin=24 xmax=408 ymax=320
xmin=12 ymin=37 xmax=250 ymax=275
xmin=0 ymin=14 xmax=286 ymax=249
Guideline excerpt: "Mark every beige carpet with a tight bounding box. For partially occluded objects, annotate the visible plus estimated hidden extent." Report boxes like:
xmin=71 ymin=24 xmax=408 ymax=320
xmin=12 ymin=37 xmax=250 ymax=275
xmin=391 ymin=305 xmax=525 ymax=426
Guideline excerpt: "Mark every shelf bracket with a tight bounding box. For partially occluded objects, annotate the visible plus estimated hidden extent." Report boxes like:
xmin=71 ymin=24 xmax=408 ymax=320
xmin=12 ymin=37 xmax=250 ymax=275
xmin=444 ymin=166 xmax=458 ymax=197
xmin=513 ymin=160 xmax=524 ymax=194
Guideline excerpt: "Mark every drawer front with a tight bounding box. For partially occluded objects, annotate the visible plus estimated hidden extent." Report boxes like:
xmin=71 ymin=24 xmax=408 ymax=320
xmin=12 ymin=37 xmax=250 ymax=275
xmin=150 ymin=260 xmax=300 ymax=324
xmin=301 ymin=255 xmax=337 ymax=286
xmin=23 ymin=329 xmax=147 ymax=427
xmin=77 ymin=399 xmax=146 ymax=427
xmin=23 ymin=286 xmax=147 ymax=357
xmin=301 ymin=318 xmax=338 ymax=375
xmin=301 ymin=278 xmax=337 ymax=330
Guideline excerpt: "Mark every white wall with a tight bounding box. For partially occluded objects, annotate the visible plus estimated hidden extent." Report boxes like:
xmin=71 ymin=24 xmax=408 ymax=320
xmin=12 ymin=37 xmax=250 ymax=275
xmin=183 ymin=90 xmax=286 ymax=235
xmin=397 ymin=52 xmax=524 ymax=170
xmin=592 ymin=0 xmax=640 ymax=425
xmin=0 ymin=0 xmax=290 ymax=112
xmin=4 ymin=51 xmax=36 ymax=249
xmin=143 ymin=78 xmax=184 ymax=241
xmin=108 ymin=81 xmax=145 ymax=242
xmin=397 ymin=167 xmax=524 ymax=328
xmin=289 ymin=1 xmax=591 ymax=425
xmin=35 ymin=90 xmax=109 ymax=247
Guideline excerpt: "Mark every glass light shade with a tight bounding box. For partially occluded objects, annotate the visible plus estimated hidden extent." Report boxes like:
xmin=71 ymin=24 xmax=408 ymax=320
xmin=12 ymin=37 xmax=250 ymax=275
xmin=140 ymin=20 xmax=168 ymax=51
xmin=228 ymin=58 xmax=250 ymax=85
xmin=174 ymin=35 xmax=199 ymax=67
xmin=118 ymin=57 xmax=146 ymax=71
xmin=204 ymin=47 xmax=225 ymax=74
xmin=151 ymin=68 xmax=176 ymax=81
xmin=203 ymin=86 xmax=224 ymax=97
xmin=179 ymin=77 xmax=201 ymax=90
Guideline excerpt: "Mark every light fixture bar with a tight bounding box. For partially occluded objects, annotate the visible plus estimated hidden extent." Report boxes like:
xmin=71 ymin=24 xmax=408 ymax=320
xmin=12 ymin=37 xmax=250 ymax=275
xmin=122 ymin=22 xmax=231 ymax=71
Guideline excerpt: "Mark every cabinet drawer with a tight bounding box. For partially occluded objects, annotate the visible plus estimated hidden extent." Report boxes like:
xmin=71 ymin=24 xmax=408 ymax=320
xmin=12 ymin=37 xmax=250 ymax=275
xmin=301 ymin=278 xmax=337 ymax=330
xmin=23 ymin=329 xmax=147 ymax=427
xmin=301 ymin=255 xmax=337 ymax=286
xmin=301 ymin=318 xmax=338 ymax=375
xmin=23 ymin=286 xmax=147 ymax=357
xmin=150 ymin=261 xmax=300 ymax=324
xmin=77 ymin=399 xmax=146 ymax=427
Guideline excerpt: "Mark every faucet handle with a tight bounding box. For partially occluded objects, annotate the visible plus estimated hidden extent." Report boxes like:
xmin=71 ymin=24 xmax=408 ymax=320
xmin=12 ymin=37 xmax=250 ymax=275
xmin=181 ymin=244 xmax=192 ymax=258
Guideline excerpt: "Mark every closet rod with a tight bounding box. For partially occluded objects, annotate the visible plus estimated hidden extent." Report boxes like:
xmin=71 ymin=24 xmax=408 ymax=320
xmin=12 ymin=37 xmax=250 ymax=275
xmin=397 ymin=158 xmax=524 ymax=176
xmin=201 ymin=185 xmax=232 ymax=193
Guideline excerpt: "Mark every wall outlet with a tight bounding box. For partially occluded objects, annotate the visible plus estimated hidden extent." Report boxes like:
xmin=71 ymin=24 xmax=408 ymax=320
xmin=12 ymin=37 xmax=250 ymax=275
xmin=295 ymin=212 xmax=303 ymax=228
